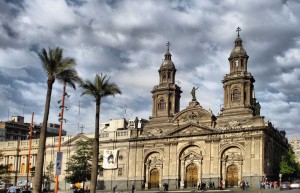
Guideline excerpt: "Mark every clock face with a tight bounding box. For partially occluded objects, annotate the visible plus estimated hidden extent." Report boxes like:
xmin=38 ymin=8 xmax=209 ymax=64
xmin=235 ymin=60 xmax=238 ymax=67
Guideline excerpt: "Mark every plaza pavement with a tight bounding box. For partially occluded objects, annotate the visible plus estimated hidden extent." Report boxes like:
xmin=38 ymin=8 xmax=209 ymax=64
xmin=56 ymin=187 xmax=288 ymax=193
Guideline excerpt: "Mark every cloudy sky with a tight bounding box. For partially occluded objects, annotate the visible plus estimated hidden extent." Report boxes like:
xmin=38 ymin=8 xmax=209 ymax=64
xmin=0 ymin=0 xmax=299 ymax=139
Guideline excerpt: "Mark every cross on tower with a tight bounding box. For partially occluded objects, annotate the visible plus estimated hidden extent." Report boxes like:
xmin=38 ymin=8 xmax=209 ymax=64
xmin=166 ymin=41 xmax=171 ymax=51
xmin=236 ymin=27 xmax=241 ymax=37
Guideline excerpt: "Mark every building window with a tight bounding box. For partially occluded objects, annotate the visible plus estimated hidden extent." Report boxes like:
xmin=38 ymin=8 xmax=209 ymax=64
xmin=231 ymin=89 xmax=241 ymax=101
xmin=158 ymin=99 xmax=165 ymax=110
xmin=99 ymin=167 xmax=103 ymax=177
xmin=100 ymin=133 xmax=109 ymax=138
xmin=21 ymin=163 xmax=25 ymax=173
xmin=118 ymin=168 xmax=123 ymax=176
xmin=9 ymin=164 xmax=13 ymax=172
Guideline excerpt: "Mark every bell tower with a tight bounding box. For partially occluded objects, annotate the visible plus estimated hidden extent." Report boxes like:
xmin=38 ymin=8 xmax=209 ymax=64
xmin=220 ymin=27 xmax=258 ymax=117
xmin=150 ymin=42 xmax=182 ymax=122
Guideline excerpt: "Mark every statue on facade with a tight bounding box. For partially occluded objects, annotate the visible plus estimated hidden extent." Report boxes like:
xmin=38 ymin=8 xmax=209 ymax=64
xmin=191 ymin=87 xmax=198 ymax=101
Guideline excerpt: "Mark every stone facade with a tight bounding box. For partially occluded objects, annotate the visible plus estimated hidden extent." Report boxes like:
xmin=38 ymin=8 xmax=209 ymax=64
xmin=0 ymin=31 xmax=289 ymax=191
xmin=290 ymin=139 xmax=300 ymax=163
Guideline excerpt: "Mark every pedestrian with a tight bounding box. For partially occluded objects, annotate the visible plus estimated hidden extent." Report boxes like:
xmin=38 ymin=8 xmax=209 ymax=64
xmin=113 ymin=185 xmax=117 ymax=193
xmin=259 ymin=181 xmax=262 ymax=189
xmin=245 ymin=181 xmax=249 ymax=190
xmin=219 ymin=181 xmax=223 ymax=190
xmin=132 ymin=184 xmax=135 ymax=193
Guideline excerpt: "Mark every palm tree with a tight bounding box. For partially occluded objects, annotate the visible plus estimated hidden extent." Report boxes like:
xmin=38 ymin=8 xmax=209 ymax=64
xmin=33 ymin=47 xmax=80 ymax=193
xmin=80 ymin=73 xmax=121 ymax=193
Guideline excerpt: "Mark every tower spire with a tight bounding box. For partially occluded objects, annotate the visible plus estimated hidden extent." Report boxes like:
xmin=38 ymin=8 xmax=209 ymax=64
xmin=166 ymin=41 xmax=171 ymax=52
xmin=220 ymin=29 xmax=256 ymax=117
xmin=236 ymin=27 xmax=241 ymax=38
xmin=150 ymin=43 xmax=182 ymax=122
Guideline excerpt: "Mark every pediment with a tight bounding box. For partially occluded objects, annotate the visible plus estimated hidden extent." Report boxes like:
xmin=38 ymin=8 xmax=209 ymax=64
xmin=181 ymin=150 xmax=203 ymax=160
xmin=166 ymin=123 xmax=217 ymax=136
xmin=140 ymin=127 xmax=164 ymax=137
xmin=173 ymin=101 xmax=216 ymax=127
xmin=60 ymin=133 xmax=90 ymax=146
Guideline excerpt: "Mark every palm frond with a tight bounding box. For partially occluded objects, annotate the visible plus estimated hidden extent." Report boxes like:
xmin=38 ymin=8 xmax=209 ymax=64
xmin=56 ymin=68 xmax=82 ymax=89
xmin=80 ymin=73 xmax=121 ymax=101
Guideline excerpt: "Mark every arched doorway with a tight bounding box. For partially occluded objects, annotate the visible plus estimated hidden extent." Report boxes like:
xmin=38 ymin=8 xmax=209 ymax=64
xmin=150 ymin=168 xmax=160 ymax=189
xmin=226 ymin=165 xmax=238 ymax=187
xmin=185 ymin=163 xmax=198 ymax=188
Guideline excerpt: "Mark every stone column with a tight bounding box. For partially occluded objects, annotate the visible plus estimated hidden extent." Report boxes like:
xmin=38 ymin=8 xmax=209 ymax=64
xmin=145 ymin=164 xmax=149 ymax=190
xmin=241 ymin=82 xmax=245 ymax=106
xmin=238 ymin=162 xmax=243 ymax=183
xmin=180 ymin=160 xmax=185 ymax=189
xmin=222 ymin=161 xmax=226 ymax=186
xmin=159 ymin=166 xmax=162 ymax=190
xmin=198 ymin=159 xmax=202 ymax=185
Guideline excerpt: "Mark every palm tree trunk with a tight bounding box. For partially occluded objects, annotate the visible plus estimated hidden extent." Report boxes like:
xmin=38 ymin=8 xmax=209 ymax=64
xmin=33 ymin=79 xmax=54 ymax=193
xmin=90 ymin=100 xmax=100 ymax=193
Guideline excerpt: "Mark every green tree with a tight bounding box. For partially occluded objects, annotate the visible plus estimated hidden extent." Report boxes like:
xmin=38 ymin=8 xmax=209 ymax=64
xmin=33 ymin=47 xmax=80 ymax=193
xmin=80 ymin=73 xmax=121 ymax=193
xmin=280 ymin=146 xmax=297 ymax=180
xmin=0 ymin=150 xmax=11 ymax=186
xmin=296 ymin=163 xmax=300 ymax=179
xmin=43 ymin=162 xmax=55 ymax=189
xmin=65 ymin=140 xmax=93 ymax=189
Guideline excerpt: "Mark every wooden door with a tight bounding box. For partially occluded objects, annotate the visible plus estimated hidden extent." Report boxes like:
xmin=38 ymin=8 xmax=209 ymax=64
xmin=226 ymin=165 xmax=238 ymax=187
xmin=186 ymin=163 xmax=198 ymax=188
xmin=150 ymin=168 xmax=159 ymax=189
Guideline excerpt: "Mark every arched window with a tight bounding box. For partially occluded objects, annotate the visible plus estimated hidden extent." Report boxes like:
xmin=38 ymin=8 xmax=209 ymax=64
xmin=9 ymin=164 xmax=13 ymax=172
xmin=231 ymin=89 xmax=241 ymax=101
xmin=158 ymin=99 xmax=165 ymax=110
xmin=21 ymin=163 xmax=25 ymax=173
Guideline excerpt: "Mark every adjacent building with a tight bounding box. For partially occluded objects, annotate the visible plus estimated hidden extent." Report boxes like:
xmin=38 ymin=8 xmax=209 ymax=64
xmin=289 ymin=139 xmax=300 ymax=163
xmin=0 ymin=116 xmax=67 ymax=142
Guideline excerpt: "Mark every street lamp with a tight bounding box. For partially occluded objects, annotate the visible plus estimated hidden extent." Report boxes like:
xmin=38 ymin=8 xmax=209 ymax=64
xmin=54 ymin=83 xmax=68 ymax=193
xmin=26 ymin=112 xmax=34 ymax=190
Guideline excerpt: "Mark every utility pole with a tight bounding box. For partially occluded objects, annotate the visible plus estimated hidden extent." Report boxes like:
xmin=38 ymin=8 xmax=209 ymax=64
xmin=26 ymin=112 xmax=34 ymax=190
xmin=78 ymin=100 xmax=81 ymax=134
xmin=54 ymin=82 xmax=69 ymax=193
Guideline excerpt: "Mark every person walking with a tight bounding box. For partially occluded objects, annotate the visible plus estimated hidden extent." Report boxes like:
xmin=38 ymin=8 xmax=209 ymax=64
xmin=112 ymin=185 xmax=117 ymax=193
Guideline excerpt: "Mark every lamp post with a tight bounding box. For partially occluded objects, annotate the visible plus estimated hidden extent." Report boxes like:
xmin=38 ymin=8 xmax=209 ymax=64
xmin=26 ymin=112 xmax=34 ymax=190
xmin=54 ymin=82 xmax=69 ymax=193
xmin=279 ymin=173 xmax=282 ymax=187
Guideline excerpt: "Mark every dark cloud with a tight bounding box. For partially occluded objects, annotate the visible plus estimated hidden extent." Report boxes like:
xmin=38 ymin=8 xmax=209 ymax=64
xmin=2 ymin=23 xmax=18 ymax=38
xmin=0 ymin=0 xmax=299 ymax=138
xmin=104 ymin=0 xmax=122 ymax=8
xmin=65 ymin=0 xmax=87 ymax=7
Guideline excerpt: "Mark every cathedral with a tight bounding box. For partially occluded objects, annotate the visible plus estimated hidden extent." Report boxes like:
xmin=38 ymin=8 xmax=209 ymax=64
xmin=0 ymin=30 xmax=289 ymax=190
xmin=96 ymin=29 xmax=289 ymax=190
